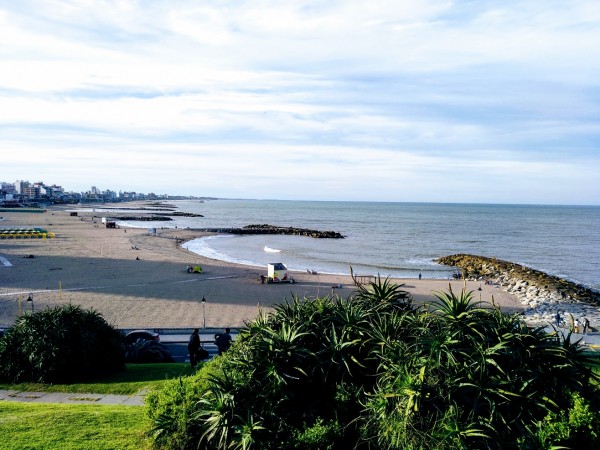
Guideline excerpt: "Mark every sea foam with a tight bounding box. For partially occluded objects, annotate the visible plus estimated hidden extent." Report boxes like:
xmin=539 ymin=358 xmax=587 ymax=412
xmin=264 ymin=246 xmax=281 ymax=253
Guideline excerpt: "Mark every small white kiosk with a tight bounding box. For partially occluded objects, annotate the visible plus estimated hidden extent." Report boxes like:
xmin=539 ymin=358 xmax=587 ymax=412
xmin=267 ymin=263 xmax=294 ymax=283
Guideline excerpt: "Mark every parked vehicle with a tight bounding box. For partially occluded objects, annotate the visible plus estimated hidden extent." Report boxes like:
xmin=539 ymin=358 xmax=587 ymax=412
xmin=124 ymin=329 xmax=160 ymax=344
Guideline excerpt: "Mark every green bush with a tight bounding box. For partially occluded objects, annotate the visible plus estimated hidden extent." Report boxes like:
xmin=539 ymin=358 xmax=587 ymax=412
xmin=146 ymin=358 xmax=221 ymax=449
xmin=147 ymin=282 xmax=600 ymax=449
xmin=292 ymin=418 xmax=342 ymax=450
xmin=0 ymin=305 xmax=124 ymax=383
xmin=124 ymin=339 xmax=174 ymax=363
xmin=527 ymin=391 xmax=600 ymax=448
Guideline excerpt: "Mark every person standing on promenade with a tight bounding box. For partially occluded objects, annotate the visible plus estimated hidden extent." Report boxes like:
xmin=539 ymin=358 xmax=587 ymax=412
xmin=215 ymin=328 xmax=232 ymax=355
xmin=188 ymin=328 xmax=201 ymax=368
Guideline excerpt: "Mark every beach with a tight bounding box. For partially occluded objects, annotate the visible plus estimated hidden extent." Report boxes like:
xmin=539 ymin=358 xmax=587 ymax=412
xmin=0 ymin=207 xmax=524 ymax=329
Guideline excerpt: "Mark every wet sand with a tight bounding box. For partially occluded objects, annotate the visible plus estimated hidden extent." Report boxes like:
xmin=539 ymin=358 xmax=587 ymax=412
xmin=0 ymin=207 xmax=523 ymax=329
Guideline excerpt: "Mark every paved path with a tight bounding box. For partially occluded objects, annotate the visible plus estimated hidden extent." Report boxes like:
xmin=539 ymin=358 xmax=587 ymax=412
xmin=0 ymin=389 xmax=145 ymax=406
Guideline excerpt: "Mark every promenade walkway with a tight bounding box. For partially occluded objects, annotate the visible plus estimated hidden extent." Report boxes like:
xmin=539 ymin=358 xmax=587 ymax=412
xmin=0 ymin=389 xmax=145 ymax=406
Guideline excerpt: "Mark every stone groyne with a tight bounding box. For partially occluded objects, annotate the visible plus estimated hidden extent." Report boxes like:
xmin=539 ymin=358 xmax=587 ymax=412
xmin=194 ymin=224 xmax=344 ymax=239
xmin=436 ymin=254 xmax=600 ymax=327
xmin=110 ymin=212 xmax=204 ymax=221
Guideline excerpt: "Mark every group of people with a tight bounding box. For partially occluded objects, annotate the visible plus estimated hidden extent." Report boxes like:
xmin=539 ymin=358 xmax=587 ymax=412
xmin=574 ymin=317 xmax=591 ymax=334
xmin=187 ymin=327 xmax=232 ymax=368
xmin=555 ymin=312 xmax=591 ymax=334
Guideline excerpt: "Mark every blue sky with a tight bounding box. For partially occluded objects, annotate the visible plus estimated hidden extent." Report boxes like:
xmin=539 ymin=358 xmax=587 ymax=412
xmin=1 ymin=0 xmax=599 ymax=204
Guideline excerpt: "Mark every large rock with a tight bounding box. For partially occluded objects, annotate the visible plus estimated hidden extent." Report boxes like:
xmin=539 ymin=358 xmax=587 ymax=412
xmin=437 ymin=254 xmax=599 ymax=305
xmin=436 ymin=254 xmax=600 ymax=328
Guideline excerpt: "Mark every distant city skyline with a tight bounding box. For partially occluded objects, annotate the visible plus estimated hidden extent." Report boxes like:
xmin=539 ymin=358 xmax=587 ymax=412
xmin=1 ymin=1 xmax=599 ymax=205
xmin=0 ymin=178 xmax=193 ymax=203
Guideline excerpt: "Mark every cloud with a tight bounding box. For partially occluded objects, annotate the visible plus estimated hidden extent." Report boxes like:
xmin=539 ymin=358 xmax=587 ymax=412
xmin=0 ymin=1 xmax=599 ymax=204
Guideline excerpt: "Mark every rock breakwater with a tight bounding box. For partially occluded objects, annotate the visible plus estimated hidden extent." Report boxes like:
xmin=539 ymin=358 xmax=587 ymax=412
xmin=437 ymin=254 xmax=600 ymax=328
xmin=193 ymin=224 xmax=344 ymax=239
xmin=111 ymin=212 xmax=204 ymax=221
xmin=240 ymin=224 xmax=343 ymax=238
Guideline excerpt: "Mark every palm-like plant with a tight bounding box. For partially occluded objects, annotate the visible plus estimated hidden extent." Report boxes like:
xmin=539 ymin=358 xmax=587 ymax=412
xmin=149 ymin=281 xmax=600 ymax=450
xmin=351 ymin=266 xmax=412 ymax=311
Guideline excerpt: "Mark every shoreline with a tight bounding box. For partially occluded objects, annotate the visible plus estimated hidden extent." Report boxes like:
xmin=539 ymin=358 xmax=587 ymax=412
xmin=0 ymin=206 xmax=524 ymax=329
xmin=180 ymin=234 xmax=456 ymax=279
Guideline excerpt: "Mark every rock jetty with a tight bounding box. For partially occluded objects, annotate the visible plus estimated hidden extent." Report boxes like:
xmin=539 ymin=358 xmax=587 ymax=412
xmin=437 ymin=254 xmax=600 ymax=328
xmin=194 ymin=224 xmax=344 ymax=239
xmin=109 ymin=212 xmax=203 ymax=221
xmin=113 ymin=215 xmax=173 ymax=221
xmin=239 ymin=224 xmax=343 ymax=238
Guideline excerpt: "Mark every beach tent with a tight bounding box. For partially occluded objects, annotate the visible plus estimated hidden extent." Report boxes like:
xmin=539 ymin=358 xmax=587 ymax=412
xmin=267 ymin=263 xmax=293 ymax=283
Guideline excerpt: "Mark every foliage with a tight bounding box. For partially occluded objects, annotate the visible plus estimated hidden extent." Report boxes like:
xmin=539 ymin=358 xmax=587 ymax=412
xmin=524 ymin=391 xmax=600 ymax=449
xmin=148 ymin=281 xmax=600 ymax=449
xmin=351 ymin=266 xmax=412 ymax=311
xmin=146 ymin=357 xmax=223 ymax=449
xmin=124 ymin=339 xmax=175 ymax=363
xmin=292 ymin=418 xmax=342 ymax=450
xmin=0 ymin=305 xmax=124 ymax=384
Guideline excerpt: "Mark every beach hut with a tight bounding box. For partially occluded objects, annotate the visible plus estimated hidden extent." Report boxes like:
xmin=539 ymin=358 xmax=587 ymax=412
xmin=267 ymin=263 xmax=294 ymax=283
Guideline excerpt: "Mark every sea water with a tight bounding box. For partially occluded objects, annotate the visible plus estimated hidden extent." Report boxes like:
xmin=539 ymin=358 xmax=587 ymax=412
xmin=117 ymin=200 xmax=600 ymax=290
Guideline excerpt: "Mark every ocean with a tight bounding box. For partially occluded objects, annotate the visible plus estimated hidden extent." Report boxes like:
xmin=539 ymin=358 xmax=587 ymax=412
xmin=116 ymin=200 xmax=600 ymax=291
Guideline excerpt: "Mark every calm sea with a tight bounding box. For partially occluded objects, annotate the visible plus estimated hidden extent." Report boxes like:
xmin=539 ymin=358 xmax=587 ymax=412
xmin=116 ymin=200 xmax=600 ymax=290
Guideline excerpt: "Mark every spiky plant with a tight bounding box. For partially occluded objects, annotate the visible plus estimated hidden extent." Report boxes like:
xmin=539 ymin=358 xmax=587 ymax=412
xmin=351 ymin=266 xmax=412 ymax=311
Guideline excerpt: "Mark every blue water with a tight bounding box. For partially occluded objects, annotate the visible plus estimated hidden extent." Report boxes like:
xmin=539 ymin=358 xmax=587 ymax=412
xmin=117 ymin=200 xmax=600 ymax=290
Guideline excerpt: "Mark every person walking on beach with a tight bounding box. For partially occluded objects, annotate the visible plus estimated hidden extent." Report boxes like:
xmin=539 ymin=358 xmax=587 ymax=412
xmin=188 ymin=328 xmax=201 ymax=368
xmin=215 ymin=328 xmax=232 ymax=355
xmin=583 ymin=318 xmax=590 ymax=334
xmin=574 ymin=318 xmax=580 ymax=333
xmin=555 ymin=312 xmax=561 ymax=327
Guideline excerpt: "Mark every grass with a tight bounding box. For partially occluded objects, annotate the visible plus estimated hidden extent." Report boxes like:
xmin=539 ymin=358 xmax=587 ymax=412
xmin=0 ymin=363 xmax=202 ymax=449
xmin=0 ymin=402 xmax=152 ymax=449
xmin=0 ymin=362 xmax=199 ymax=395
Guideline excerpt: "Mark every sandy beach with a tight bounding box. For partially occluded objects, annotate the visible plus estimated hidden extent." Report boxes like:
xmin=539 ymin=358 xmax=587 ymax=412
xmin=0 ymin=207 xmax=523 ymax=329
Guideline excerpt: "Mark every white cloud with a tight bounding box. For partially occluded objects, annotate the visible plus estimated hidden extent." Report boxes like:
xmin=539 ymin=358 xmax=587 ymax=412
xmin=0 ymin=0 xmax=598 ymax=204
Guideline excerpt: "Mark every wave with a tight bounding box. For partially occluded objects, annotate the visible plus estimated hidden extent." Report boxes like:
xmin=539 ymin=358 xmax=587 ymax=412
xmin=183 ymin=236 xmax=262 ymax=268
xmin=264 ymin=246 xmax=282 ymax=253
xmin=309 ymin=256 xmax=450 ymax=273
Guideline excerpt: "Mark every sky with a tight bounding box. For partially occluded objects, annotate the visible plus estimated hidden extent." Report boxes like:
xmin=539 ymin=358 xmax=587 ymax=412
xmin=1 ymin=0 xmax=599 ymax=204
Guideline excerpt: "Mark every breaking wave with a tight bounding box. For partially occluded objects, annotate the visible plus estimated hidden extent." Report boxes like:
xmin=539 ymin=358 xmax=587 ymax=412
xmin=264 ymin=246 xmax=282 ymax=253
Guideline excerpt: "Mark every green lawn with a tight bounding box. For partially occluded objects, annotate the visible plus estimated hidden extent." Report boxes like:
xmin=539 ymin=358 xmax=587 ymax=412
xmin=0 ymin=362 xmax=198 ymax=395
xmin=0 ymin=363 xmax=201 ymax=449
xmin=0 ymin=402 xmax=152 ymax=450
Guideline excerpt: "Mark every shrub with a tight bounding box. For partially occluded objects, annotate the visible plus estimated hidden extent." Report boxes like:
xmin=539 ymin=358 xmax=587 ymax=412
xmin=147 ymin=284 xmax=600 ymax=449
xmin=0 ymin=305 xmax=124 ymax=383
xmin=292 ymin=418 xmax=343 ymax=450
xmin=124 ymin=339 xmax=175 ymax=363
xmin=146 ymin=357 xmax=222 ymax=449
xmin=526 ymin=391 xmax=600 ymax=448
